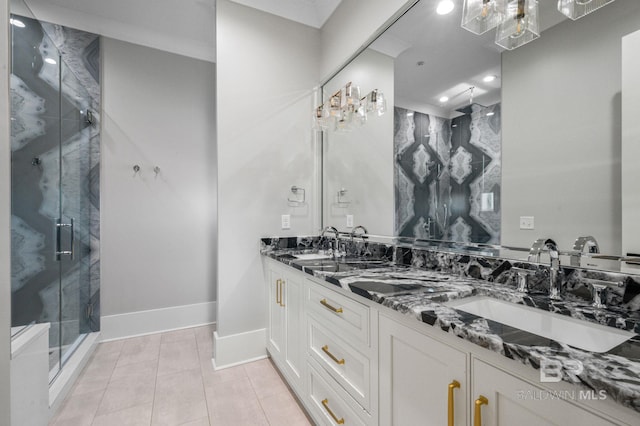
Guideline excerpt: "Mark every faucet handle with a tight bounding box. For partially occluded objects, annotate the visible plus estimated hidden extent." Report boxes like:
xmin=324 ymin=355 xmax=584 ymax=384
xmin=582 ymin=278 xmax=623 ymax=309
xmin=512 ymin=267 xmax=536 ymax=293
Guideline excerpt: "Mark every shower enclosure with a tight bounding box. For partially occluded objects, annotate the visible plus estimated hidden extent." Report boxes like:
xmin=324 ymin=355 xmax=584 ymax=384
xmin=10 ymin=13 xmax=100 ymax=381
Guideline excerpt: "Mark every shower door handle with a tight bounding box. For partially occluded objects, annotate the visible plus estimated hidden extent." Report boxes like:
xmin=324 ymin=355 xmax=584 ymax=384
xmin=56 ymin=218 xmax=75 ymax=260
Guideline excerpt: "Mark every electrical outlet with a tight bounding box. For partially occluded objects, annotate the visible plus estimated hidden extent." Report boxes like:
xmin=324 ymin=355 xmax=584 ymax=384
xmin=519 ymin=216 xmax=534 ymax=230
xmin=346 ymin=214 xmax=354 ymax=228
xmin=281 ymin=214 xmax=291 ymax=230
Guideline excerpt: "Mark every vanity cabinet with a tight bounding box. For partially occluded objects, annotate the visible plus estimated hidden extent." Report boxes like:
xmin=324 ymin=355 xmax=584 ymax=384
xmin=472 ymin=359 xmax=616 ymax=426
xmin=305 ymin=279 xmax=376 ymax=425
xmin=266 ymin=261 xmax=303 ymax=392
xmin=379 ymin=315 xmax=468 ymax=426
xmin=263 ymin=258 xmax=635 ymax=426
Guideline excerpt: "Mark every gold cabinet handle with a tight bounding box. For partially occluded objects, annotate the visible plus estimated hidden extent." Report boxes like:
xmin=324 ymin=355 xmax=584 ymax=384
xmin=320 ymin=298 xmax=343 ymax=313
xmin=322 ymin=345 xmax=345 ymax=365
xmin=280 ymin=280 xmax=286 ymax=307
xmin=448 ymin=380 xmax=460 ymax=426
xmin=276 ymin=279 xmax=281 ymax=305
xmin=321 ymin=398 xmax=345 ymax=424
xmin=474 ymin=395 xmax=489 ymax=426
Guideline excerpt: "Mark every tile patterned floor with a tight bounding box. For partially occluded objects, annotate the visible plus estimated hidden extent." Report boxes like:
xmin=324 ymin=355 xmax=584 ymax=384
xmin=49 ymin=325 xmax=312 ymax=426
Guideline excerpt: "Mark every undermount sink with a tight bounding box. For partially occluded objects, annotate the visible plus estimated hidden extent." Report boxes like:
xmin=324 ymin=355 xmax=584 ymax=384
xmin=293 ymin=253 xmax=333 ymax=260
xmin=444 ymin=297 xmax=635 ymax=353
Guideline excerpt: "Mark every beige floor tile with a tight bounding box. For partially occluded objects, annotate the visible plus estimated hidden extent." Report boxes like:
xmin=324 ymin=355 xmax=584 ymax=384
xmin=94 ymin=339 xmax=125 ymax=356
xmin=111 ymin=358 xmax=159 ymax=382
xmin=157 ymin=339 xmax=200 ymax=377
xmin=151 ymin=399 xmax=209 ymax=426
xmin=117 ymin=335 xmax=161 ymax=367
xmin=50 ymin=389 xmax=103 ymax=425
xmin=245 ymin=360 xmax=289 ymax=400
xmin=70 ymin=373 xmax=111 ymax=397
xmin=161 ymin=328 xmax=196 ymax=344
xmin=260 ymin=391 xmax=312 ymax=426
xmin=178 ymin=417 xmax=210 ymax=426
xmin=194 ymin=325 xmax=214 ymax=357
xmin=200 ymin=360 xmax=247 ymax=386
xmin=80 ymin=350 xmax=119 ymax=380
xmin=205 ymin=376 xmax=256 ymax=406
xmin=154 ymin=368 xmax=205 ymax=406
xmin=92 ymin=403 xmax=153 ymax=426
xmin=153 ymin=369 xmax=208 ymax=426
xmin=209 ymin=397 xmax=269 ymax=426
xmin=96 ymin=374 xmax=156 ymax=416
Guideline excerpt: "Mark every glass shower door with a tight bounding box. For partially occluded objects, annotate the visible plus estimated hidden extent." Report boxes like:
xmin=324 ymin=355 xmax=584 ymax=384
xmin=10 ymin=14 xmax=98 ymax=381
xmin=57 ymin=56 xmax=95 ymax=367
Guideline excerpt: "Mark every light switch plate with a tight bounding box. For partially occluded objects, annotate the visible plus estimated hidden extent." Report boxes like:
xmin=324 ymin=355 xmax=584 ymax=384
xmin=281 ymin=214 xmax=291 ymax=230
xmin=520 ymin=216 xmax=534 ymax=230
xmin=346 ymin=214 xmax=354 ymax=228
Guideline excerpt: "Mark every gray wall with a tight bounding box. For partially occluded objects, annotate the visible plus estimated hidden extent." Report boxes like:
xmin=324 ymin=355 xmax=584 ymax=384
xmin=501 ymin=0 xmax=640 ymax=254
xmin=1 ymin=0 xmax=11 ymax=422
xmin=101 ymin=38 xmax=216 ymax=317
xmin=216 ymin=0 xmax=319 ymax=348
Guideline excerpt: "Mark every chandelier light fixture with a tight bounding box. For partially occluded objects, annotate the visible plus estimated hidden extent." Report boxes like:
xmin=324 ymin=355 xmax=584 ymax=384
xmin=461 ymin=0 xmax=504 ymax=35
xmin=461 ymin=0 xmax=616 ymax=50
xmin=557 ymin=0 xmax=616 ymax=20
xmin=495 ymin=0 xmax=540 ymax=50
xmin=314 ymin=82 xmax=386 ymax=132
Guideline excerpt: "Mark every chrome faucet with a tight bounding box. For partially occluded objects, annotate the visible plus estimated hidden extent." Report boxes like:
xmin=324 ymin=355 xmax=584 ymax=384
xmin=528 ymin=238 xmax=562 ymax=300
xmin=570 ymin=235 xmax=600 ymax=266
xmin=321 ymin=226 xmax=339 ymax=257
xmin=350 ymin=225 xmax=368 ymax=241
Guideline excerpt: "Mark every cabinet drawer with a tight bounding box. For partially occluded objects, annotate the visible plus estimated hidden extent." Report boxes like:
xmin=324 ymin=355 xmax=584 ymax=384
xmin=308 ymin=359 xmax=369 ymax=426
xmin=307 ymin=282 xmax=370 ymax=346
xmin=308 ymin=314 xmax=371 ymax=411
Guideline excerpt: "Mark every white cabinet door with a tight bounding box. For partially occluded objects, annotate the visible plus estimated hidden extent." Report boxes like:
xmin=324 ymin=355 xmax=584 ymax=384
xmin=284 ymin=273 xmax=303 ymax=385
xmin=379 ymin=315 xmax=468 ymax=426
xmin=268 ymin=268 xmax=285 ymax=360
xmin=471 ymin=359 xmax=617 ymax=426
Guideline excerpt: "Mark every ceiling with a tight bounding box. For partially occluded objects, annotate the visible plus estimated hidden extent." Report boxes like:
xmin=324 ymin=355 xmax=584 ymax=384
xmin=370 ymin=0 xmax=567 ymax=117
xmin=229 ymin=0 xmax=342 ymax=28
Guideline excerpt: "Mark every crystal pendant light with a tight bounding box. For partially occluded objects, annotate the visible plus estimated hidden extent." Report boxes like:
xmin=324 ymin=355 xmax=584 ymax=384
xmin=495 ymin=0 xmax=540 ymax=50
xmin=461 ymin=0 xmax=504 ymax=35
xmin=557 ymin=0 xmax=615 ymax=20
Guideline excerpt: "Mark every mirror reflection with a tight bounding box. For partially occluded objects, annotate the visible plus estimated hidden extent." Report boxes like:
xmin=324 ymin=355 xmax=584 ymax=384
xmin=322 ymin=0 xmax=640 ymax=272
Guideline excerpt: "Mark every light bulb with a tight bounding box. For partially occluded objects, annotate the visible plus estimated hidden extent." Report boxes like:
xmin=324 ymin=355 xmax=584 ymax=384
xmin=437 ymin=0 xmax=455 ymax=15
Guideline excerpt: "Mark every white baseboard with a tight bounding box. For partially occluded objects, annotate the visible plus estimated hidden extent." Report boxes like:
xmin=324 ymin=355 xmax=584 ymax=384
xmin=100 ymin=301 xmax=217 ymax=341
xmin=212 ymin=328 xmax=267 ymax=370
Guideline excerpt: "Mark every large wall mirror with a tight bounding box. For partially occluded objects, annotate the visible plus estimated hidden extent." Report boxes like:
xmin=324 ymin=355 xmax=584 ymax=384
xmin=322 ymin=0 xmax=640 ymax=273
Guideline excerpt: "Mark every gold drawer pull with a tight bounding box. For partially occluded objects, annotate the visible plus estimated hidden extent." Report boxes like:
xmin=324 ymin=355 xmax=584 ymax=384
xmin=320 ymin=298 xmax=343 ymax=313
xmin=322 ymin=345 xmax=345 ymax=365
xmin=448 ymin=380 xmax=460 ymax=426
xmin=474 ymin=395 xmax=488 ymax=426
xmin=321 ymin=398 xmax=345 ymax=424
xmin=276 ymin=279 xmax=281 ymax=305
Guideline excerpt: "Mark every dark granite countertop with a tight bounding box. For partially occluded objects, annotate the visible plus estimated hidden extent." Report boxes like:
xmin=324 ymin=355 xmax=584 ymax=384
xmin=262 ymin=245 xmax=640 ymax=414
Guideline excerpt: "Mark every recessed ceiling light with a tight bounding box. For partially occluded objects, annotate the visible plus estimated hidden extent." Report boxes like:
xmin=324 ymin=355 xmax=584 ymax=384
xmin=439 ymin=96 xmax=449 ymax=103
xmin=45 ymin=58 xmax=57 ymax=65
xmin=436 ymin=0 xmax=455 ymax=15
xmin=486 ymin=112 xmax=495 ymax=116
xmin=10 ymin=18 xmax=25 ymax=28
xmin=483 ymin=75 xmax=497 ymax=83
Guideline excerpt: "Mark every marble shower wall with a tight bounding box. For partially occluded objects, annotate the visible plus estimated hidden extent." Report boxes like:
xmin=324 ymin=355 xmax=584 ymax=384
xmin=10 ymin=15 xmax=101 ymax=347
xmin=395 ymin=104 xmax=502 ymax=244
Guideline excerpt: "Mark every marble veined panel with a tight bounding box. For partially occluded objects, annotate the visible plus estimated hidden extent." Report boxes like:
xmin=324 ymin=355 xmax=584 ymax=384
xmin=394 ymin=105 xmax=502 ymax=243
xmin=10 ymin=74 xmax=46 ymax=151
xmin=11 ymin=215 xmax=46 ymax=292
